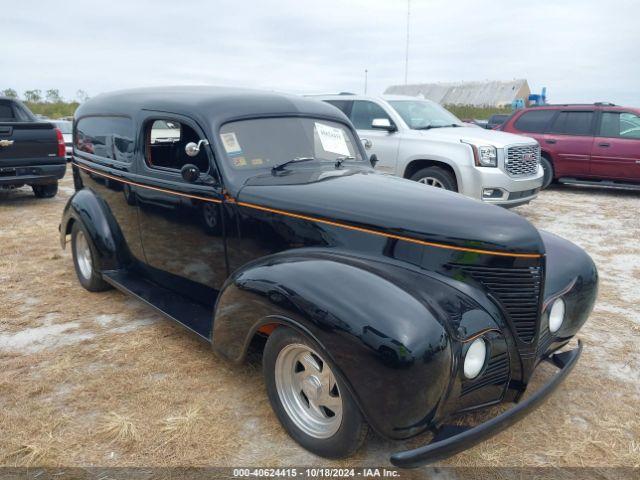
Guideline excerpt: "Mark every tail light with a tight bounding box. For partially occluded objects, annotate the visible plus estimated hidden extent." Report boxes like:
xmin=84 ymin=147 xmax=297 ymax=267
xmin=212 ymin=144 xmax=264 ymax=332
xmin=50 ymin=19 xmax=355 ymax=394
xmin=55 ymin=127 xmax=66 ymax=158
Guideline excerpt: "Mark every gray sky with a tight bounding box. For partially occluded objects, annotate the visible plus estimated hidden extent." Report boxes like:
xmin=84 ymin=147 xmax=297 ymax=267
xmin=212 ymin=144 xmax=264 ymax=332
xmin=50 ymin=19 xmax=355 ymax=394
xmin=2 ymin=0 xmax=639 ymax=105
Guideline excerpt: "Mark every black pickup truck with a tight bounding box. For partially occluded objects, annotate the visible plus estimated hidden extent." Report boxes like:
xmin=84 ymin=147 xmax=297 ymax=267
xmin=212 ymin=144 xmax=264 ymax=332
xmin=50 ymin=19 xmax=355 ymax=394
xmin=0 ymin=97 xmax=66 ymax=197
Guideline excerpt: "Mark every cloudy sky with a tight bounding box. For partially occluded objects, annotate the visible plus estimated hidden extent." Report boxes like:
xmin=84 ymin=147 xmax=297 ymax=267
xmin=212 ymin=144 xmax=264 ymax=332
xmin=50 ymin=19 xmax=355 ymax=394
xmin=2 ymin=0 xmax=639 ymax=105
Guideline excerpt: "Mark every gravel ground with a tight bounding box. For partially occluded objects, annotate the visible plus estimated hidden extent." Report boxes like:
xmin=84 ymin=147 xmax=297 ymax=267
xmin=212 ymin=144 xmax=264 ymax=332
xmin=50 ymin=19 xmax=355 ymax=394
xmin=0 ymin=168 xmax=638 ymax=473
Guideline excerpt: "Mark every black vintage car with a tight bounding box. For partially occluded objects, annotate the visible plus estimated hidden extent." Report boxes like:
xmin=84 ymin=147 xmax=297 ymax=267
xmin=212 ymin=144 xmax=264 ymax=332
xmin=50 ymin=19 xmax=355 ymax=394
xmin=59 ymin=87 xmax=597 ymax=467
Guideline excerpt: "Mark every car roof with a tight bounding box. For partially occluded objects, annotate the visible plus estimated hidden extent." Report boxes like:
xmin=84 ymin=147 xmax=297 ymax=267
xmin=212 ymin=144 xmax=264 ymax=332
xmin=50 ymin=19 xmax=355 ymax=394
xmin=75 ymin=86 xmax=349 ymax=126
xmin=307 ymin=93 xmax=431 ymax=103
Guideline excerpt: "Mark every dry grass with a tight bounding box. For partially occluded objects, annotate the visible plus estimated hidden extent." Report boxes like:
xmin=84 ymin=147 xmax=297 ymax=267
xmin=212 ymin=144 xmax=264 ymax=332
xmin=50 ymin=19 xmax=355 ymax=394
xmin=0 ymin=168 xmax=639 ymax=470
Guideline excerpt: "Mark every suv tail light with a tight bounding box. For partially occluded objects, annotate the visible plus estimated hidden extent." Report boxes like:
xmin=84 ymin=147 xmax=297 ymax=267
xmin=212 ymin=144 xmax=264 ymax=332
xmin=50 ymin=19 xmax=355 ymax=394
xmin=55 ymin=128 xmax=66 ymax=158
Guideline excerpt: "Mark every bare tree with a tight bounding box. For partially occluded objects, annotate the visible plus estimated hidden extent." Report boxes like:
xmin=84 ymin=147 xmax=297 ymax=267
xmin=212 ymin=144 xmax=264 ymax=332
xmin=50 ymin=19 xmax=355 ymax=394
xmin=2 ymin=88 xmax=18 ymax=99
xmin=46 ymin=89 xmax=63 ymax=103
xmin=23 ymin=89 xmax=43 ymax=103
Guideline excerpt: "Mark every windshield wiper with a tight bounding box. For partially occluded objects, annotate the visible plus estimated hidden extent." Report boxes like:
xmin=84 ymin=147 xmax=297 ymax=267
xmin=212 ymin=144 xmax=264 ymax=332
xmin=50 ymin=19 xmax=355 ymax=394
xmin=414 ymin=124 xmax=461 ymax=130
xmin=334 ymin=156 xmax=355 ymax=168
xmin=271 ymin=156 xmax=315 ymax=173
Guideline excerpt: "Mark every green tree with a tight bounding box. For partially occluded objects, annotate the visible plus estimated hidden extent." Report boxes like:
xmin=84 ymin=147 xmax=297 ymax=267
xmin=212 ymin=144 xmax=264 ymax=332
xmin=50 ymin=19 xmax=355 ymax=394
xmin=24 ymin=89 xmax=42 ymax=103
xmin=2 ymin=88 xmax=18 ymax=98
xmin=45 ymin=89 xmax=63 ymax=103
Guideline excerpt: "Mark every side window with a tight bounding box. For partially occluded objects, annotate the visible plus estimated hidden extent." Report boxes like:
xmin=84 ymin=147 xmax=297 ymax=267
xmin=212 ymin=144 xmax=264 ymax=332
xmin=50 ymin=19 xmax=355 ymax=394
xmin=350 ymin=101 xmax=392 ymax=130
xmin=75 ymin=116 xmax=134 ymax=162
xmin=600 ymin=112 xmax=640 ymax=139
xmin=324 ymin=100 xmax=353 ymax=117
xmin=145 ymin=119 xmax=209 ymax=173
xmin=513 ymin=109 xmax=556 ymax=133
xmin=549 ymin=111 xmax=594 ymax=136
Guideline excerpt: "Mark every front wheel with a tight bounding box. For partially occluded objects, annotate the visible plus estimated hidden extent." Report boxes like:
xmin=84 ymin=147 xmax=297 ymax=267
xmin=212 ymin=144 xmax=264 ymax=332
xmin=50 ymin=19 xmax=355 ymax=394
xmin=263 ymin=327 xmax=368 ymax=458
xmin=540 ymin=156 xmax=554 ymax=189
xmin=410 ymin=166 xmax=457 ymax=191
xmin=32 ymin=182 xmax=58 ymax=198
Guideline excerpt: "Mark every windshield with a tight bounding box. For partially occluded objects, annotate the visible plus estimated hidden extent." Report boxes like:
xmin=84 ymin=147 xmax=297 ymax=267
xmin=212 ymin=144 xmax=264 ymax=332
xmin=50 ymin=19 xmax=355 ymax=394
xmin=388 ymin=100 xmax=463 ymax=129
xmin=219 ymin=117 xmax=364 ymax=179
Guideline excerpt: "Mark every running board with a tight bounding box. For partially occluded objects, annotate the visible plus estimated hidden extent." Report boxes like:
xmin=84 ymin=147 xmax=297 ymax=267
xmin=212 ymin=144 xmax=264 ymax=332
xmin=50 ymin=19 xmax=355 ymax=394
xmin=558 ymin=177 xmax=640 ymax=191
xmin=102 ymin=270 xmax=213 ymax=341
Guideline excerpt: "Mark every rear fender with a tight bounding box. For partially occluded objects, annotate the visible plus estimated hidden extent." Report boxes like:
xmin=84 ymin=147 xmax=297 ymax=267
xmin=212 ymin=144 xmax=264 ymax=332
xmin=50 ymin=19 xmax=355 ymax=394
xmin=59 ymin=188 xmax=129 ymax=271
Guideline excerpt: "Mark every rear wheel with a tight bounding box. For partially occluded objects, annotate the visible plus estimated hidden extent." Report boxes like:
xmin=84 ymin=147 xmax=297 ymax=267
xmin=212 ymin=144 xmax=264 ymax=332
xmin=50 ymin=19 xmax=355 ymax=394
xmin=32 ymin=182 xmax=58 ymax=198
xmin=540 ymin=155 xmax=554 ymax=189
xmin=71 ymin=222 xmax=110 ymax=292
xmin=263 ymin=327 xmax=368 ymax=458
xmin=410 ymin=166 xmax=457 ymax=191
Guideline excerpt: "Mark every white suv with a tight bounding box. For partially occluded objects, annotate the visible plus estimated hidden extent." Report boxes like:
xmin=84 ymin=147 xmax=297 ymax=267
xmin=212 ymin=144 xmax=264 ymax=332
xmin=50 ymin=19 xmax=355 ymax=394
xmin=314 ymin=94 xmax=544 ymax=206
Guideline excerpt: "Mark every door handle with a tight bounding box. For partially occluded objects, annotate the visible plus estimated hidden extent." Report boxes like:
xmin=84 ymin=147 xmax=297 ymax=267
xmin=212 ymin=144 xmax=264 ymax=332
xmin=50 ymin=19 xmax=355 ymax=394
xmin=361 ymin=138 xmax=372 ymax=149
xmin=598 ymin=142 xmax=610 ymax=147
xmin=545 ymin=139 xmax=557 ymax=144
xmin=0 ymin=139 xmax=14 ymax=147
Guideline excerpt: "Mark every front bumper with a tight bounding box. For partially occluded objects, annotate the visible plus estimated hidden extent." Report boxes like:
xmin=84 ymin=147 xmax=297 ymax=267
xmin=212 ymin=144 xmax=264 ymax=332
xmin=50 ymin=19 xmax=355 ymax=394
xmin=457 ymin=161 xmax=544 ymax=206
xmin=390 ymin=341 xmax=582 ymax=468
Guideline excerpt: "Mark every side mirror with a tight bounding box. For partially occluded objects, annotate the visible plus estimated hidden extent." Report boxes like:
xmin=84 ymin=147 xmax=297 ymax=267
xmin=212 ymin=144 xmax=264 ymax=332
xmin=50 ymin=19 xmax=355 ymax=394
xmin=370 ymin=154 xmax=379 ymax=168
xmin=181 ymin=163 xmax=201 ymax=183
xmin=371 ymin=118 xmax=396 ymax=132
xmin=185 ymin=139 xmax=209 ymax=157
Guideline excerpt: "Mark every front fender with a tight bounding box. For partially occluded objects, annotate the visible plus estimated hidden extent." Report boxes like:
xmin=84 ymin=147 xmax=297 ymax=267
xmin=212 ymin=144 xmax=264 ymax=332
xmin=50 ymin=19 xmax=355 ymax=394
xmin=212 ymin=251 xmax=497 ymax=439
xmin=59 ymin=188 xmax=129 ymax=271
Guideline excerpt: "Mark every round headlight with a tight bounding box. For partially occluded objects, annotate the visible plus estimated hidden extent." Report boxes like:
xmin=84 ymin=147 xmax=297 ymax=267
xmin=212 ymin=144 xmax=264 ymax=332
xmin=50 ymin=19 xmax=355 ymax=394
xmin=549 ymin=298 xmax=565 ymax=333
xmin=464 ymin=338 xmax=487 ymax=379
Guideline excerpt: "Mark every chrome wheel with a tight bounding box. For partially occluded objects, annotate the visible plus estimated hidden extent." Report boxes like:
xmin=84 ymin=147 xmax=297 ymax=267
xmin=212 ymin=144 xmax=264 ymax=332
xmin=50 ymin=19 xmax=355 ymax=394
xmin=417 ymin=176 xmax=445 ymax=188
xmin=274 ymin=343 xmax=343 ymax=439
xmin=75 ymin=230 xmax=93 ymax=280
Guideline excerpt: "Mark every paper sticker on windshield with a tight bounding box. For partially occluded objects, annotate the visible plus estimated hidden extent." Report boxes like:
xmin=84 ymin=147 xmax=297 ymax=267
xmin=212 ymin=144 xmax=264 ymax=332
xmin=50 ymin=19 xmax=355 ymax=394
xmin=315 ymin=122 xmax=350 ymax=156
xmin=220 ymin=132 xmax=242 ymax=154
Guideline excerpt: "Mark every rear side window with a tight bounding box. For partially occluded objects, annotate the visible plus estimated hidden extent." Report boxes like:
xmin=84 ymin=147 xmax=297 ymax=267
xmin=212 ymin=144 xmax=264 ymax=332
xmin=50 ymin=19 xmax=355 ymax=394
xmin=549 ymin=111 xmax=594 ymax=136
xmin=513 ymin=109 xmax=556 ymax=133
xmin=600 ymin=112 xmax=640 ymax=139
xmin=144 ymin=119 xmax=209 ymax=173
xmin=324 ymin=100 xmax=353 ymax=117
xmin=75 ymin=116 xmax=134 ymax=162
xmin=0 ymin=101 xmax=16 ymax=121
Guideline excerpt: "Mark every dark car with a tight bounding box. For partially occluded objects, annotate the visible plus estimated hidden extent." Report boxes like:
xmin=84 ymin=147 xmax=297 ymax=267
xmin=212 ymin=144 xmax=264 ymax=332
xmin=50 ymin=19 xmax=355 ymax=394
xmin=486 ymin=114 xmax=510 ymax=130
xmin=0 ymin=97 xmax=66 ymax=197
xmin=59 ymin=87 xmax=597 ymax=467
xmin=501 ymin=103 xmax=640 ymax=189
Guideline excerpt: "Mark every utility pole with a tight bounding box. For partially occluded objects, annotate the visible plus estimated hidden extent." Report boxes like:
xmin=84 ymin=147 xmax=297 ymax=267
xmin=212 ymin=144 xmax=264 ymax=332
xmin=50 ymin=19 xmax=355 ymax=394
xmin=364 ymin=69 xmax=368 ymax=94
xmin=404 ymin=0 xmax=410 ymax=84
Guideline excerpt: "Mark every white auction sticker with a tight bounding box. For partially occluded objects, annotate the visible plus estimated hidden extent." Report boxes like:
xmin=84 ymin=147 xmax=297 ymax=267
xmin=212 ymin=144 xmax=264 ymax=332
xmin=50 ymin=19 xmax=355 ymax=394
xmin=220 ymin=132 xmax=242 ymax=154
xmin=315 ymin=122 xmax=350 ymax=156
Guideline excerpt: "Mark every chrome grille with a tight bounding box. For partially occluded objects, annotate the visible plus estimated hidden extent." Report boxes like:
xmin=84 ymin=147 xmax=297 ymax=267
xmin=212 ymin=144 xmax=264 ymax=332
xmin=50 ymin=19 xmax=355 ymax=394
xmin=454 ymin=265 xmax=543 ymax=343
xmin=461 ymin=351 xmax=509 ymax=396
xmin=505 ymin=144 xmax=540 ymax=177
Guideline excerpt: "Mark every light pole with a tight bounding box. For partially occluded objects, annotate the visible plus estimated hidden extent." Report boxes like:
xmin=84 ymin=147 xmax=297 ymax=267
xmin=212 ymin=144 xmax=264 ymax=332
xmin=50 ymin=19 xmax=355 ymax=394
xmin=404 ymin=0 xmax=410 ymax=84
xmin=364 ymin=69 xmax=368 ymax=94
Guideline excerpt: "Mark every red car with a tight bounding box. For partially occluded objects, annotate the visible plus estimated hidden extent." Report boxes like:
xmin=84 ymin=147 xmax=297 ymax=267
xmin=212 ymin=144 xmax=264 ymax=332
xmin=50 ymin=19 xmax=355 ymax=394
xmin=501 ymin=103 xmax=640 ymax=189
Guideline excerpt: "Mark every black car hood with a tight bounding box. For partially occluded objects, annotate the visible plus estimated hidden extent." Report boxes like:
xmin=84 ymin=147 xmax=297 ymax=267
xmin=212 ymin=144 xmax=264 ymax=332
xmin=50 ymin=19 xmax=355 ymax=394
xmin=237 ymin=169 xmax=544 ymax=255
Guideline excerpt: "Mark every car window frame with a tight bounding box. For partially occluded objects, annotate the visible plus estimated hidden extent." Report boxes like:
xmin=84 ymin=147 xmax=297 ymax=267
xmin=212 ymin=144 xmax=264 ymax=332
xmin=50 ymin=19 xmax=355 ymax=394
xmin=139 ymin=112 xmax=218 ymax=184
xmin=547 ymin=110 xmax=597 ymax=137
xmin=597 ymin=110 xmax=640 ymax=140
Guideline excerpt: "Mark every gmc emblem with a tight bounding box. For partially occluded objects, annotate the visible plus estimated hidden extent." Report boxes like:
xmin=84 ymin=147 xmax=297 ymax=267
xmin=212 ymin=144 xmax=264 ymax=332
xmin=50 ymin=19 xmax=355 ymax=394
xmin=522 ymin=152 xmax=536 ymax=161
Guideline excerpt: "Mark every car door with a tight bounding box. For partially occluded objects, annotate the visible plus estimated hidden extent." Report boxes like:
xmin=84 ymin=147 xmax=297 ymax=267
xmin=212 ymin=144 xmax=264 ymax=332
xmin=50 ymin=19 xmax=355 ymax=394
xmin=541 ymin=110 xmax=595 ymax=178
xmin=325 ymin=99 xmax=400 ymax=174
xmin=350 ymin=100 xmax=401 ymax=174
xmin=135 ymin=113 xmax=227 ymax=304
xmin=591 ymin=111 xmax=640 ymax=181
